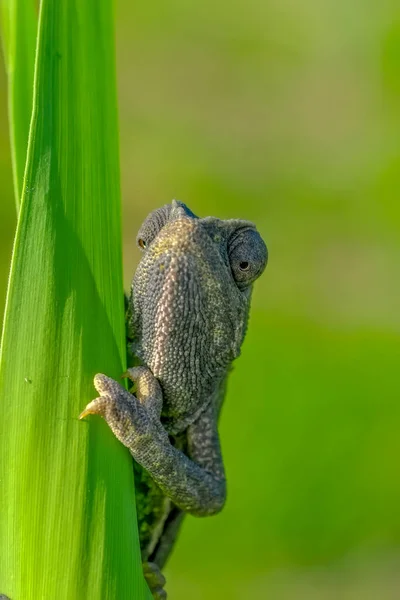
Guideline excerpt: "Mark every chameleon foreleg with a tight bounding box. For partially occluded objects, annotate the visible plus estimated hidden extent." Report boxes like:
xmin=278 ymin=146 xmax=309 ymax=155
xmin=80 ymin=370 xmax=226 ymax=516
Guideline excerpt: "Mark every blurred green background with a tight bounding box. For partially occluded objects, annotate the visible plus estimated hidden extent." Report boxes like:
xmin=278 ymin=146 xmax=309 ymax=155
xmin=1 ymin=1 xmax=400 ymax=598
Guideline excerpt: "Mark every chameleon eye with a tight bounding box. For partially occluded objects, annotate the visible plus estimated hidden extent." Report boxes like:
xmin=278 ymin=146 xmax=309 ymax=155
xmin=136 ymin=207 xmax=170 ymax=251
xmin=228 ymin=227 xmax=268 ymax=288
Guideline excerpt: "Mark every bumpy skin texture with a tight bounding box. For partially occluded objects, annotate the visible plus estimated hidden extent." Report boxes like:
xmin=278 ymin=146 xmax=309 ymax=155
xmin=80 ymin=201 xmax=268 ymax=598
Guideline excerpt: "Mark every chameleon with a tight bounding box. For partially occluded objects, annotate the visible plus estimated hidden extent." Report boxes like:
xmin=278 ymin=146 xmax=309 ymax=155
xmin=79 ymin=200 xmax=268 ymax=598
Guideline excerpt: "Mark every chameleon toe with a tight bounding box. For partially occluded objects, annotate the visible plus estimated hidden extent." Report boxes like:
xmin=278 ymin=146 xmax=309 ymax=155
xmin=78 ymin=397 xmax=107 ymax=420
xmin=143 ymin=561 xmax=167 ymax=599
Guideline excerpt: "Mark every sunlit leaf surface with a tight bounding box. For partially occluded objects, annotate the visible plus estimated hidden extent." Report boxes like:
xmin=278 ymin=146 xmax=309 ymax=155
xmin=0 ymin=0 xmax=36 ymax=208
xmin=0 ymin=0 xmax=148 ymax=597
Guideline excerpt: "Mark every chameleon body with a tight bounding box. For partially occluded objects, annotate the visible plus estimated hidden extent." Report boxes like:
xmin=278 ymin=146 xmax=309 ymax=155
xmin=80 ymin=201 xmax=268 ymax=598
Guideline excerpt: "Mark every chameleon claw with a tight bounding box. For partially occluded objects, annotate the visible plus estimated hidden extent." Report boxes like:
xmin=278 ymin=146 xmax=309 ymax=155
xmin=79 ymin=397 xmax=106 ymax=420
xmin=121 ymin=368 xmax=140 ymax=384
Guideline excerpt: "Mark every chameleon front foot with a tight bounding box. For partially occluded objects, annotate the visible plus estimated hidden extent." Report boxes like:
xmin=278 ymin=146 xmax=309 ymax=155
xmin=143 ymin=562 xmax=167 ymax=600
xmin=79 ymin=370 xmax=171 ymax=464
xmin=79 ymin=373 xmax=155 ymax=449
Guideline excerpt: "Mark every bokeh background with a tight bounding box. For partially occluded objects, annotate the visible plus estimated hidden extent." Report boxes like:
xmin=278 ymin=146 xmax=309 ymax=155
xmin=1 ymin=1 xmax=400 ymax=598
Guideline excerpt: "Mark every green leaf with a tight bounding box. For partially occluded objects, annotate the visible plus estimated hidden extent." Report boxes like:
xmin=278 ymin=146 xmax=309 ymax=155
xmin=0 ymin=0 xmax=37 ymax=209
xmin=0 ymin=0 xmax=149 ymax=598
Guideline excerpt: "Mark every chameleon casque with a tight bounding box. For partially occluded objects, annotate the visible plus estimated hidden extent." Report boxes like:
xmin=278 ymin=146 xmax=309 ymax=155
xmin=80 ymin=200 xmax=268 ymax=598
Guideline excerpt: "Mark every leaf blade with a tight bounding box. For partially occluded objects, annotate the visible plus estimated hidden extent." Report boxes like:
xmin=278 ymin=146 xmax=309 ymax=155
xmin=0 ymin=0 xmax=37 ymax=209
xmin=0 ymin=0 xmax=148 ymax=597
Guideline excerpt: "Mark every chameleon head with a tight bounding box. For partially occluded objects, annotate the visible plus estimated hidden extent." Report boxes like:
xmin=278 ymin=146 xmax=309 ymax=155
xmin=128 ymin=201 xmax=267 ymax=427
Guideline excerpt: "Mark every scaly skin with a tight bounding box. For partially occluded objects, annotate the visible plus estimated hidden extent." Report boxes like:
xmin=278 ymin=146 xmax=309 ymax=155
xmin=80 ymin=201 xmax=268 ymax=598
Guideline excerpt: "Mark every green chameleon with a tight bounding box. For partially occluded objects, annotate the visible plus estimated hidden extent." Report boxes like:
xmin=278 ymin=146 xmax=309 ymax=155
xmin=80 ymin=200 xmax=268 ymax=599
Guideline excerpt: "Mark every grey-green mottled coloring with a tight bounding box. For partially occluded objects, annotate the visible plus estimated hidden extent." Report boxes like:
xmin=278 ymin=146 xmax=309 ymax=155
xmin=80 ymin=201 xmax=267 ymax=598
